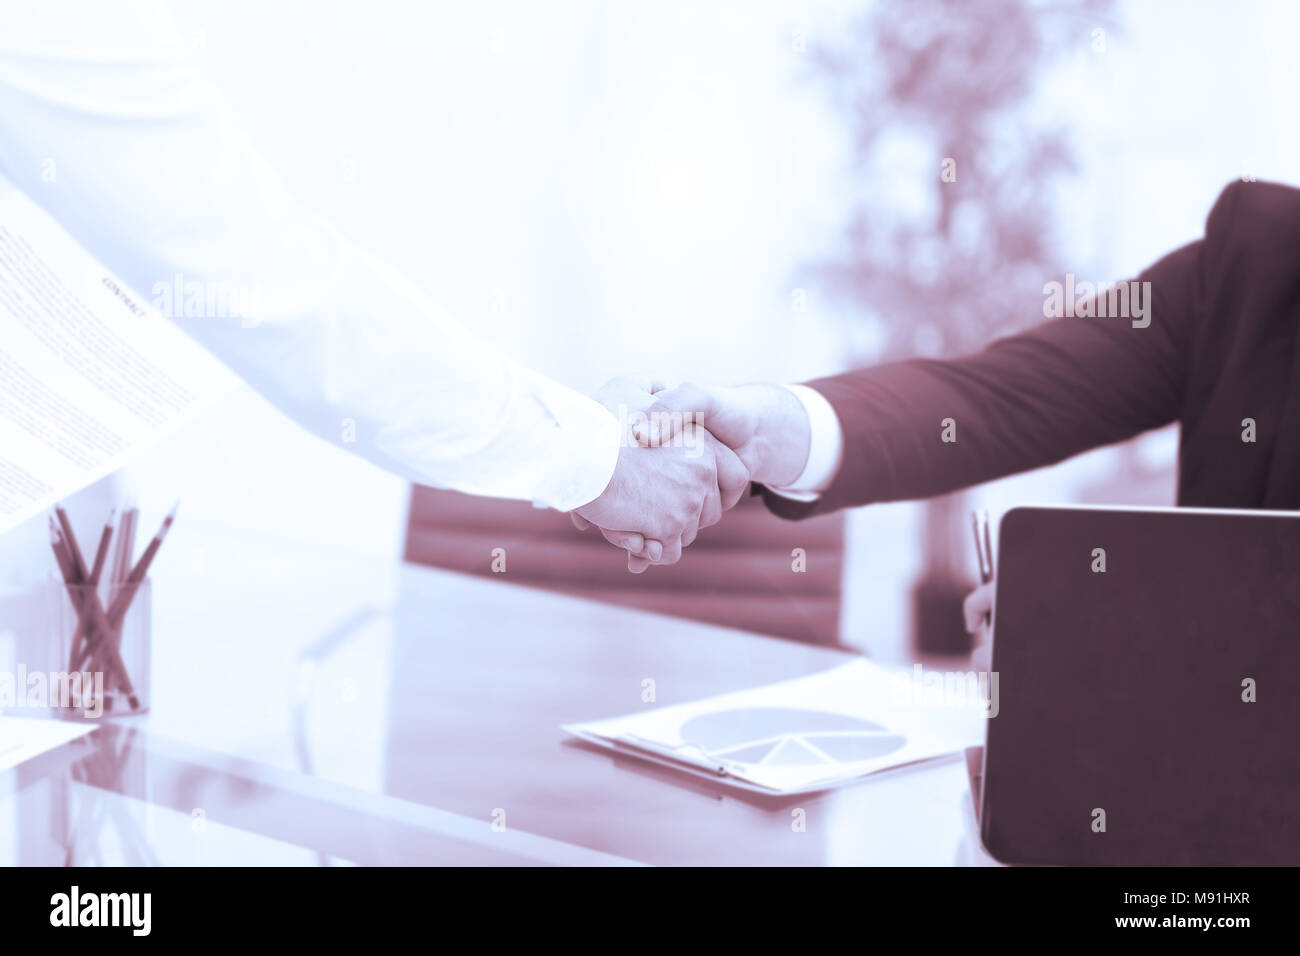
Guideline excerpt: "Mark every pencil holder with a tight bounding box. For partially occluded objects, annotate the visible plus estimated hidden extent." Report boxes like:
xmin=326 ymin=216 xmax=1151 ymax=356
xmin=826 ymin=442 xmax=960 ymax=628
xmin=52 ymin=578 xmax=151 ymax=718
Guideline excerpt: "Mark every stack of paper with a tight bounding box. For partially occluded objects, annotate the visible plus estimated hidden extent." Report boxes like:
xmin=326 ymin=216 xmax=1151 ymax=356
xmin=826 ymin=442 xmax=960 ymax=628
xmin=0 ymin=172 xmax=235 ymax=535
xmin=0 ymin=716 xmax=95 ymax=773
xmin=564 ymin=658 xmax=989 ymax=795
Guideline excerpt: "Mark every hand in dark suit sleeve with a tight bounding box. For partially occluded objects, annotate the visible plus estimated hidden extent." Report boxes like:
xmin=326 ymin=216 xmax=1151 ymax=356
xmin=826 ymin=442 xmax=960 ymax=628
xmin=759 ymin=226 xmax=1208 ymax=519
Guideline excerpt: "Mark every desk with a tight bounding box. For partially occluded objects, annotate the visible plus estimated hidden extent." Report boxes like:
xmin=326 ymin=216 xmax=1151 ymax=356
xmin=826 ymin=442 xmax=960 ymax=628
xmin=1 ymin=521 xmax=997 ymax=866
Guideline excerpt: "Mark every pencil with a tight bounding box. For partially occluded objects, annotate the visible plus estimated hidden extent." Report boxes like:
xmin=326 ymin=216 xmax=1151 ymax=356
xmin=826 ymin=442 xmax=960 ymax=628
xmin=53 ymin=506 xmax=126 ymax=692
xmin=68 ymin=511 xmax=116 ymax=668
xmin=51 ymin=518 xmax=84 ymax=674
xmin=111 ymin=506 xmax=138 ymax=588
xmin=50 ymin=517 xmax=75 ymax=583
xmin=88 ymin=510 xmax=115 ymax=589
xmin=105 ymin=502 xmax=177 ymax=624
xmin=54 ymin=506 xmax=88 ymax=580
xmin=50 ymin=520 xmax=107 ymax=704
xmin=970 ymin=509 xmax=994 ymax=629
xmin=88 ymin=502 xmax=177 ymax=709
xmin=53 ymin=509 xmax=137 ymax=709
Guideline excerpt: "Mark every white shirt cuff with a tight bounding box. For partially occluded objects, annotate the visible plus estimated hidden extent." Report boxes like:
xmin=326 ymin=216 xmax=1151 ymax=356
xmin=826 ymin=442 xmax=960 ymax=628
xmin=767 ymin=384 xmax=843 ymax=501
xmin=528 ymin=382 xmax=622 ymax=512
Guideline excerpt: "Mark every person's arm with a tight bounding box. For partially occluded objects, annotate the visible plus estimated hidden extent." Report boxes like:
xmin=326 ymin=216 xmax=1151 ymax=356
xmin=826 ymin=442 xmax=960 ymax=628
xmin=761 ymin=244 xmax=1191 ymax=516
xmin=0 ymin=0 xmax=620 ymax=511
xmin=644 ymin=214 xmax=1209 ymax=516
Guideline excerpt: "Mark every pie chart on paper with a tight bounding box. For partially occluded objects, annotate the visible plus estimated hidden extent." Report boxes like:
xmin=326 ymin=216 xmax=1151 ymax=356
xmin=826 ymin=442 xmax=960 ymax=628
xmin=678 ymin=707 xmax=907 ymax=768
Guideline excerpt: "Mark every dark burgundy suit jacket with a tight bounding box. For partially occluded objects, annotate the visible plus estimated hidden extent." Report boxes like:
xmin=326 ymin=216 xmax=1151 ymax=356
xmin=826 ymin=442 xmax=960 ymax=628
xmin=761 ymin=180 xmax=1300 ymax=518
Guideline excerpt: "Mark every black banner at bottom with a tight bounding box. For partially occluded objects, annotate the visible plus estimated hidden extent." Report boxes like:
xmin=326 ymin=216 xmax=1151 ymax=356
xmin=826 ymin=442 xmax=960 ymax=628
xmin=0 ymin=865 xmax=1282 ymax=941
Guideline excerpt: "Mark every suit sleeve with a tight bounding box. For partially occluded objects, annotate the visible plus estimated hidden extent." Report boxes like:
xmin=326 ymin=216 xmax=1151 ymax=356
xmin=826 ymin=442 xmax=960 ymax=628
xmin=755 ymin=186 xmax=1241 ymax=518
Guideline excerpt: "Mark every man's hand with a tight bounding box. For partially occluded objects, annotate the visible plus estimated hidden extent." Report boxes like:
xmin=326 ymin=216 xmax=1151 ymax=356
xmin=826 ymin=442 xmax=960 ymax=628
xmin=571 ymin=377 xmax=749 ymax=572
xmin=964 ymin=581 xmax=995 ymax=673
xmin=633 ymin=382 xmax=812 ymax=487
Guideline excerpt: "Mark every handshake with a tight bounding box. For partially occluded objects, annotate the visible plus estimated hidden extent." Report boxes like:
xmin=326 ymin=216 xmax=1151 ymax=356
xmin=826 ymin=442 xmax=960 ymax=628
xmin=570 ymin=376 xmax=814 ymax=572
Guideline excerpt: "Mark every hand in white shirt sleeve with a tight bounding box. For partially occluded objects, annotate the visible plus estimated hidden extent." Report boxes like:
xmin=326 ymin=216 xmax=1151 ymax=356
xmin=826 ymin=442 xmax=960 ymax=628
xmin=764 ymin=384 xmax=844 ymax=501
xmin=0 ymin=0 xmax=618 ymax=511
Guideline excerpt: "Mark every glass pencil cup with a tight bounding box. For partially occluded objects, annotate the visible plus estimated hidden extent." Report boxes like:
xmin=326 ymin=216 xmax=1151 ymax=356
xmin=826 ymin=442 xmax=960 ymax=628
xmin=53 ymin=578 xmax=151 ymax=718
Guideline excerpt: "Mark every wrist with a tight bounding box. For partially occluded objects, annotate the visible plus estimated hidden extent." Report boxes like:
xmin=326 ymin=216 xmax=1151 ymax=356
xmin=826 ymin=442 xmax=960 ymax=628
xmin=736 ymin=383 xmax=810 ymax=487
xmin=541 ymin=401 xmax=622 ymax=511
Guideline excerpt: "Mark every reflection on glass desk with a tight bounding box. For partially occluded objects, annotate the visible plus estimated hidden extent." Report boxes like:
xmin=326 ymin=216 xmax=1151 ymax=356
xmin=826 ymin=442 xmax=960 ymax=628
xmin=0 ymin=522 xmax=997 ymax=866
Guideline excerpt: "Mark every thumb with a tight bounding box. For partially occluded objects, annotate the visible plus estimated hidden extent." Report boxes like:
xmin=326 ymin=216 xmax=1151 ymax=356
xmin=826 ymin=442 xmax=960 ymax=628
xmin=624 ymin=375 xmax=671 ymax=396
xmin=631 ymin=382 xmax=717 ymax=447
xmin=963 ymin=582 xmax=996 ymax=635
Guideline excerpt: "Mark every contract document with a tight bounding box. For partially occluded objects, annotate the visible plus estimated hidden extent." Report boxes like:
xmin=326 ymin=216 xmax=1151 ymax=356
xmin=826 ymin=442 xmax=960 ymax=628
xmin=0 ymin=173 xmax=235 ymax=533
xmin=0 ymin=715 xmax=95 ymax=773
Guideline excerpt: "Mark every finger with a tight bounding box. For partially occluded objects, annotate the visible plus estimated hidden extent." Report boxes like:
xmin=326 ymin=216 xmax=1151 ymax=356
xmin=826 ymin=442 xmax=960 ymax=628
xmin=657 ymin=535 xmax=684 ymax=565
xmin=571 ymin=513 xmax=593 ymax=531
xmin=619 ymin=375 xmax=671 ymax=396
xmin=963 ymin=582 xmax=996 ymax=634
xmin=618 ymin=534 xmax=663 ymax=565
xmin=713 ymin=438 xmax=749 ymax=511
xmin=631 ymin=382 xmax=714 ymax=447
xmin=599 ymin=528 xmax=645 ymax=553
xmin=698 ymin=481 xmax=723 ymax=530
xmin=682 ymin=500 xmax=704 ymax=548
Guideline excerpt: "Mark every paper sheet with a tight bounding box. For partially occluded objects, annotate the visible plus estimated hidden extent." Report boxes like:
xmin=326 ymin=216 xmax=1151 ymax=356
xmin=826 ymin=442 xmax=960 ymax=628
xmin=564 ymin=658 xmax=991 ymax=794
xmin=0 ymin=715 xmax=95 ymax=773
xmin=0 ymin=172 xmax=235 ymax=533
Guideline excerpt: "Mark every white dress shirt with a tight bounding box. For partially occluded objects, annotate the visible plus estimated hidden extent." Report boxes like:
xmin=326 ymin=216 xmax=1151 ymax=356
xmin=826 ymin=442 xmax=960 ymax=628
xmin=0 ymin=1 xmax=620 ymax=511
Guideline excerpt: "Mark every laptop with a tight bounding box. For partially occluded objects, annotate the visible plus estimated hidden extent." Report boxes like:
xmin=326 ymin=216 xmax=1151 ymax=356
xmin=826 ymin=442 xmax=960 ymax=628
xmin=972 ymin=505 xmax=1300 ymax=866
